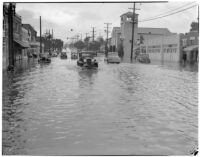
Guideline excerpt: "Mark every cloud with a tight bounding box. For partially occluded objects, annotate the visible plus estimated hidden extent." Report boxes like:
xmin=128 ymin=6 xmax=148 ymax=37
xmin=15 ymin=2 xmax=198 ymax=42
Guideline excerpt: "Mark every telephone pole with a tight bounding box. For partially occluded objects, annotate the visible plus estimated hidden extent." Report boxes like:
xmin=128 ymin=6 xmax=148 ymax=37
xmin=104 ymin=23 xmax=112 ymax=56
xmin=40 ymin=16 xmax=42 ymax=54
xmin=197 ymin=5 xmax=199 ymax=33
xmin=129 ymin=2 xmax=140 ymax=61
xmin=91 ymin=27 xmax=96 ymax=42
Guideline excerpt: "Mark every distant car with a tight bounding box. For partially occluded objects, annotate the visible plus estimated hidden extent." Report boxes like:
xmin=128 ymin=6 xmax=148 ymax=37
xmin=38 ymin=53 xmax=51 ymax=63
xmin=52 ymin=53 xmax=58 ymax=57
xmin=137 ymin=54 xmax=151 ymax=63
xmin=106 ymin=52 xmax=121 ymax=64
xmin=60 ymin=52 xmax=67 ymax=59
xmin=71 ymin=52 xmax=78 ymax=59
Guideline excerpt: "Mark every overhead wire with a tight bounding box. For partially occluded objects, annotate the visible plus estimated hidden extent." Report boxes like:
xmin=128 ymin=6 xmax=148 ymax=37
xmin=139 ymin=4 xmax=198 ymax=22
xmin=139 ymin=1 xmax=197 ymax=21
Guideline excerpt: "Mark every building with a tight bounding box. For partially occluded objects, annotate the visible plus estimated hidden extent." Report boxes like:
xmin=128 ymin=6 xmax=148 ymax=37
xmin=180 ymin=30 xmax=198 ymax=63
xmin=137 ymin=27 xmax=172 ymax=44
xmin=22 ymin=24 xmax=43 ymax=56
xmin=21 ymin=27 xmax=30 ymax=59
xmin=120 ymin=12 xmax=139 ymax=59
xmin=110 ymin=11 xmax=187 ymax=63
xmin=3 ymin=5 xmax=9 ymax=70
xmin=111 ymin=27 xmax=121 ymax=52
xmin=140 ymin=34 xmax=181 ymax=62
xmin=3 ymin=3 xmax=29 ymax=70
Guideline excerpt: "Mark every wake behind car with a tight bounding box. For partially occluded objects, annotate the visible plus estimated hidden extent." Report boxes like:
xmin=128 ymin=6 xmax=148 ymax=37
xmin=77 ymin=51 xmax=98 ymax=68
xmin=106 ymin=52 xmax=121 ymax=64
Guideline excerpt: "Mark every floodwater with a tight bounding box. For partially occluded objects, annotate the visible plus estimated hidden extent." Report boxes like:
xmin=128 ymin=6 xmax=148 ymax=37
xmin=2 ymin=54 xmax=198 ymax=155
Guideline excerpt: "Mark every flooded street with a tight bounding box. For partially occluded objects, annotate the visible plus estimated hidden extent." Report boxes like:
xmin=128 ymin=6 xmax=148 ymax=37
xmin=2 ymin=55 xmax=198 ymax=155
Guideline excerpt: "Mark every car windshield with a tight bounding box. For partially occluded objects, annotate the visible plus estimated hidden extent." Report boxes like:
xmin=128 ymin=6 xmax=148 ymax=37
xmin=108 ymin=52 xmax=118 ymax=57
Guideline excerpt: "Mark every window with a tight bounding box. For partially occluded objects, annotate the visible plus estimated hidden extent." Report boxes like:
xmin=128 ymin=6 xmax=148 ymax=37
xmin=182 ymin=39 xmax=187 ymax=46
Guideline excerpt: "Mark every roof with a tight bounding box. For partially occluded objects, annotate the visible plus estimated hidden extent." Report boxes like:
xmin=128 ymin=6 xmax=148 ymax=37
xmin=14 ymin=39 xmax=30 ymax=48
xmin=183 ymin=45 xmax=198 ymax=51
xmin=120 ymin=12 xmax=138 ymax=17
xmin=138 ymin=27 xmax=171 ymax=35
xmin=22 ymin=24 xmax=37 ymax=33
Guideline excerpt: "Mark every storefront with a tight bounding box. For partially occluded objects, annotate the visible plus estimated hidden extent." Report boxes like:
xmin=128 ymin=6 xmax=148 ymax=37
xmin=14 ymin=39 xmax=30 ymax=61
xmin=183 ymin=45 xmax=198 ymax=63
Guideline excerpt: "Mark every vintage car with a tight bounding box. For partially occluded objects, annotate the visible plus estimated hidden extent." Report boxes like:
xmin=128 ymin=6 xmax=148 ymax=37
xmin=137 ymin=53 xmax=151 ymax=63
xmin=77 ymin=51 xmax=98 ymax=68
xmin=60 ymin=52 xmax=67 ymax=59
xmin=38 ymin=53 xmax=51 ymax=63
xmin=105 ymin=52 xmax=121 ymax=64
xmin=71 ymin=52 xmax=78 ymax=59
xmin=52 ymin=52 xmax=58 ymax=57
xmin=32 ymin=52 xmax=38 ymax=58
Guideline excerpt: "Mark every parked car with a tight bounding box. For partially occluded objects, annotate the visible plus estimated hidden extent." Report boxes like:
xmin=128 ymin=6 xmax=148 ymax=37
xmin=38 ymin=53 xmax=51 ymax=63
xmin=137 ymin=54 xmax=151 ymax=63
xmin=106 ymin=52 xmax=121 ymax=64
xmin=60 ymin=52 xmax=67 ymax=59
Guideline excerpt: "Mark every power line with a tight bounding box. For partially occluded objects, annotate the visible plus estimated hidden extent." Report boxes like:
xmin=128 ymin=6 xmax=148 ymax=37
xmin=139 ymin=1 xmax=197 ymax=21
xmin=139 ymin=4 xmax=198 ymax=22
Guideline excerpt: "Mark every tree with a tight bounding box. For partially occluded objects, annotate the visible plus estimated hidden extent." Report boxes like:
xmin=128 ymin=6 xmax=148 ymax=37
xmin=88 ymin=41 xmax=101 ymax=51
xmin=74 ymin=40 xmax=85 ymax=50
xmin=190 ymin=22 xmax=198 ymax=32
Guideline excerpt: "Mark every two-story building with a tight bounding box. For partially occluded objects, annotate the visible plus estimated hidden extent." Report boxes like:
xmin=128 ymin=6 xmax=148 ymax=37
xmin=3 ymin=3 xmax=29 ymax=70
xmin=22 ymin=24 xmax=43 ymax=57
xmin=180 ymin=30 xmax=198 ymax=63
xmin=111 ymin=12 xmax=173 ymax=61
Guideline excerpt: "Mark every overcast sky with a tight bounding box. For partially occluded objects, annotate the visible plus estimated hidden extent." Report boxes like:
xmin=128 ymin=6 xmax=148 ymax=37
xmin=15 ymin=1 xmax=198 ymax=43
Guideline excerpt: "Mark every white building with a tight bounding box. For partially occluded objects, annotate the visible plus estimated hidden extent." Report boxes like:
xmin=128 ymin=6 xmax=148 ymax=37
xmin=110 ymin=11 xmax=183 ymax=62
xmin=140 ymin=34 xmax=181 ymax=62
xmin=120 ymin=12 xmax=139 ymax=59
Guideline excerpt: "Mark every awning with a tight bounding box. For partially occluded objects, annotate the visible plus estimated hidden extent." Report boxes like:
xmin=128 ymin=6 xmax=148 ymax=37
xmin=14 ymin=39 xmax=30 ymax=48
xmin=183 ymin=45 xmax=198 ymax=52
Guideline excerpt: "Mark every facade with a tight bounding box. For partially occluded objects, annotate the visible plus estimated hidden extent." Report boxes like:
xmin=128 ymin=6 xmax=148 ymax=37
xmin=115 ymin=12 xmax=172 ymax=60
xmin=137 ymin=27 xmax=172 ymax=44
xmin=3 ymin=5 xmax=9 ymax=70
xmin=21 ymin=27 xmax=31 ymax=59
xmin=22 ymin=24 xmax=43 ymax=56
xmin=3 ymin=4 xmax=29 ymax=70
xmin=140 ymin=34 xmax=181 ymax=62
xmin=180 ymin=30 xmax=199 ymax=63
xmin=120 ymin=12 xmax=139 ymax=59
xmin=111 ymin=27 xmax=121 ymax=52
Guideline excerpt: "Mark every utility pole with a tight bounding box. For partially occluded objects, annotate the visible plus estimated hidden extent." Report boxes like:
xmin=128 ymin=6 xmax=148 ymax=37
xmin=129 ymin=2 xmax=140 ymax=61
xmin=104 ymin=23 xmax=112 ymax=56
xmin=52 ymin=29 xmax=54 ymax=51
xmin=40 ymin=16 xmax=42 ymax=54
xmin=8 ymin=3 xmax=14 ymax=68
xmin=49 ymin=29 xmax=51 ymax=54
xmin=197 ymin=5 xmax=199 ymax=33
xmin=91 ymin=27 xmax=96 ymax=42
